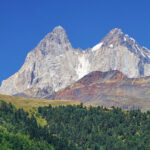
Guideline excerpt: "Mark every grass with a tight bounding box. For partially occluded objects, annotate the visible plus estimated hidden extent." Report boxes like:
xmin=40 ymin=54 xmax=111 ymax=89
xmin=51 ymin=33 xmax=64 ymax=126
xmin=0 ymin=94 xmax=81 ymax=111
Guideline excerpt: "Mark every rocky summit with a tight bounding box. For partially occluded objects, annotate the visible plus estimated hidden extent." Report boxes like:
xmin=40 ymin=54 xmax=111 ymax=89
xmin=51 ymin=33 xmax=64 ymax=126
xmin=1 ymin=26 xmax=150 ymax=98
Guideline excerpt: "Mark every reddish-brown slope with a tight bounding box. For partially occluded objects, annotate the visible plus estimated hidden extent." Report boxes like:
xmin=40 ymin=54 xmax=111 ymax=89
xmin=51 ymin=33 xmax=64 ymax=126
xmin=54 ymin=70 xmax=150 ymax=112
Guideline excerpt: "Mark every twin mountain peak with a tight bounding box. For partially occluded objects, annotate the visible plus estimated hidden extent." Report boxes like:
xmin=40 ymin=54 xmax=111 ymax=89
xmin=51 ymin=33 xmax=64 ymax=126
xmin=1 ymin=26 xmax=150 ymax=99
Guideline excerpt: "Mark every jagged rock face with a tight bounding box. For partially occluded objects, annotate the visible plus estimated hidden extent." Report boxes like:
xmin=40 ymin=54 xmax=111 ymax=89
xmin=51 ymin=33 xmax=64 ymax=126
xmin=90 ymin=28 xmax=150 ymax=78
xmin=1 ymin=26 xmax=150 ymax=98
xmin=0 ymin=26 xmax=82 ymax=96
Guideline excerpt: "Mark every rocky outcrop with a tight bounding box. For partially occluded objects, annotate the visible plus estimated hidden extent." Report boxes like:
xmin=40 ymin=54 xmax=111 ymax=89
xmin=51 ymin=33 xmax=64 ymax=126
xmin=1 ymin=26 xmax=150 ymax=98
xmin=54 ymin=70 xmax=150 ymax=112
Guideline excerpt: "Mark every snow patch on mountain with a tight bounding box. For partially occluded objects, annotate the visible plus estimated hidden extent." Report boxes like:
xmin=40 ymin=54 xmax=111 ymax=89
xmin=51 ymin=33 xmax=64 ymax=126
xmin=92 ymin=42 xmax=103 ymax=52
xmin=109 ymin=44 xmax=114 ymax=48
xmin=76 ymin=55 xmax=90 ymax=79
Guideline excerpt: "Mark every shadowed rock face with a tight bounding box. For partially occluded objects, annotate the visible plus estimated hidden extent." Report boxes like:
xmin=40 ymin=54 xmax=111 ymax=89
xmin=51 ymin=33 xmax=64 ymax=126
xmin=54 ymin=70 xmax=150 ymax=112
xmin=1 ymin=26 xmax=150 ymax=98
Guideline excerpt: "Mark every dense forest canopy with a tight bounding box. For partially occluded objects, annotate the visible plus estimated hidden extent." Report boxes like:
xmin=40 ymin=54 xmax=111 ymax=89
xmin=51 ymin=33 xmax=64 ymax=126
xmin=1 ymin=100 xmax=150 ymax=150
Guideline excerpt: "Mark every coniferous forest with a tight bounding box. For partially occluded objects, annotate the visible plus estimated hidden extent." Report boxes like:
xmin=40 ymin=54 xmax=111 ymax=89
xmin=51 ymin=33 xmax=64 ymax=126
xmin=1 ymin=101 xmax=150 ymax=150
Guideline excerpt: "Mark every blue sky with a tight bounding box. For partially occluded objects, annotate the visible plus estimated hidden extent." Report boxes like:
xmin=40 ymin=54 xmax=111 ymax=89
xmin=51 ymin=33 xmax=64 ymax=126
xmin=0 ymin=0 xmax=150 ymax=83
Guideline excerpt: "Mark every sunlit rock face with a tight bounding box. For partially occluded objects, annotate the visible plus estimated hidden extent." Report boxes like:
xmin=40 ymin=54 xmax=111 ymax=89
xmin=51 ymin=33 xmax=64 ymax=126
xmin=1 ymin=26 xmax=150 ymax=98
xmin=90 ymin=28 xmax=150 ymax=78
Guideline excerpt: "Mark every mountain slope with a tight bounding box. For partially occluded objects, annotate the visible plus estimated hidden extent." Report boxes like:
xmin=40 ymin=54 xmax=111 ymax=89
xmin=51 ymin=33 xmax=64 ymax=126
xmin=0 ymin=94 xmax=80 ymax=111
xmin=54 ymin=70 xmax=150 ymax=112
xmin=1 ymin=26 xmax=150 ymax=98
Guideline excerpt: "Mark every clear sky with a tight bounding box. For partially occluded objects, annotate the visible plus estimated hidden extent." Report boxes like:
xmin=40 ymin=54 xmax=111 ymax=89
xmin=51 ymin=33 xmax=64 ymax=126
xmin=0 ymin=0 xmax=150 ymax=84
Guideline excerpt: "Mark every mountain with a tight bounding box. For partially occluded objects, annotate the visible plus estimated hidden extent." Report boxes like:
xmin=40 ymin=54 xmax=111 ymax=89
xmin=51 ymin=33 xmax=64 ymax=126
xmin=1 ymin=26 xmax=150 ymax=98
xmin=0 ymin=26 xmax=81 ymax=97
xmin=54 ymin=70 xmax=150 ymax=112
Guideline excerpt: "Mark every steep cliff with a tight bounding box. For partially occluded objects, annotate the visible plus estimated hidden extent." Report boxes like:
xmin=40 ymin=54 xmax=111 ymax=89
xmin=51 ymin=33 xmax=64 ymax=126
xmin=1 ymin=26 xmax=150 ymax=98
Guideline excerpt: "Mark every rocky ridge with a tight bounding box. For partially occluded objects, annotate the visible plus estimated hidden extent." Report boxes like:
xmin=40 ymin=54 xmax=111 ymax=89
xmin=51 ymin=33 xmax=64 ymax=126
xmin=54 ymin=70 xmax=150 ymax=112
xmin=1 ymin=26 xmax=150 ymax=98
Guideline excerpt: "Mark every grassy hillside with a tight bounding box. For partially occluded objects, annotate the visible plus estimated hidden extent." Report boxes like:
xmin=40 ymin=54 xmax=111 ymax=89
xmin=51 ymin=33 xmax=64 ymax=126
xmin=0 ymin=94 xmax=81 ymax=111
xmin=1 ymin=95 xmax=150 ymax=149
xmin=0 ymin=101 xmax=76 ymax=150
xmin=0 ymin=94 xmax=82 ymax=127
